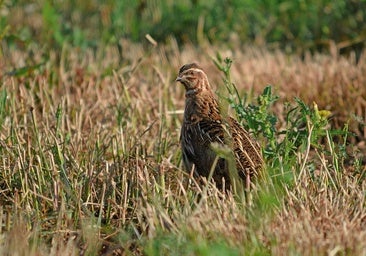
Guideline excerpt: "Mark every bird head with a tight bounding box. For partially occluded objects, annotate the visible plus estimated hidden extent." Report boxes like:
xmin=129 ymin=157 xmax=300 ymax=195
xmin=176 ymin=63 xmax=210 ymax=95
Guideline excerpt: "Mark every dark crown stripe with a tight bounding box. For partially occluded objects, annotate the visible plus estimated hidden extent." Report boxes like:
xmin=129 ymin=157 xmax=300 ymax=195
xmin=179 ymin=63 xmax=202 ymax=74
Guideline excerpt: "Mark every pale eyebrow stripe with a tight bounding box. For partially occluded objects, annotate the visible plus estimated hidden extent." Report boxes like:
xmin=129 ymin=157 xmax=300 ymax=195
xmin=183 ymin=68 xmax=205 ymax=74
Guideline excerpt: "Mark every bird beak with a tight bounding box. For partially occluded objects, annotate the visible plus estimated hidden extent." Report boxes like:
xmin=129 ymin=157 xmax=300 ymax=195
xmin=175 ymin=76 xmax=182 ymax=82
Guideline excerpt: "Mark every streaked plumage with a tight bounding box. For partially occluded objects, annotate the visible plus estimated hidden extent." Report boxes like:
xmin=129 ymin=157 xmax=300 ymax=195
xmin=176 ymin=63 xmax=263 ymax=189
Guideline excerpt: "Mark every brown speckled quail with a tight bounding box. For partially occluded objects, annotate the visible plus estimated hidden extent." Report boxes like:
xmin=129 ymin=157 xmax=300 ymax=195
xmin=176 ymin=63 xmax=263 ymax=190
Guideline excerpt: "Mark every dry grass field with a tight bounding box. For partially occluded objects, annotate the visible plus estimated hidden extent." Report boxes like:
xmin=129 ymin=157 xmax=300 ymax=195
xmin=0 ymin=41 xmax=365 ymax=255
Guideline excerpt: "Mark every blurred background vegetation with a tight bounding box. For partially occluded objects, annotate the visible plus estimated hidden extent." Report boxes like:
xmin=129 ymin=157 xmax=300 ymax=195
xmin=1 ymin=0 xmax=366 ymax=55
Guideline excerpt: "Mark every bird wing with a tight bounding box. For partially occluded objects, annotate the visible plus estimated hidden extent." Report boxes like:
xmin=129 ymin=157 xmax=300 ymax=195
xmin=228 ymin=117 xmax=263 ymax=177
xmin=181 ymin=119 xmax=224 ymax=157
xmin=180 ymin=118 xmax=225 ymax=172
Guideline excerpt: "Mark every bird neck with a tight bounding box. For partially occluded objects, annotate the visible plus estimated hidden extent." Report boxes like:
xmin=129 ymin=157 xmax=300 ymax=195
xmin=185 ymin=88 xmax=201 ymax=97
xmin=184 ymin=78 xmax=210 ymax=97
xmin=184 ymin=89 xmax=221 ymax=122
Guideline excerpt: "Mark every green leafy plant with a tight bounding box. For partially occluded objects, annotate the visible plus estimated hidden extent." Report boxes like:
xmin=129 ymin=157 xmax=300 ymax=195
xmin=215 ymin=57 xmax=349 ymax=182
